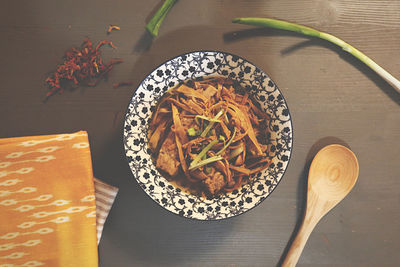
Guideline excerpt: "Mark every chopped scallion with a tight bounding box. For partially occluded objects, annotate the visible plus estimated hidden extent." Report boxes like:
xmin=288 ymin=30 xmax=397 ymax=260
xmin=195 ymin=115 xmax=222 ymax=123
xmin=200 ymin=109 xmax=225 ymax=137
xmin=189 ymin=139 xmax=219 ymax=168
xmin=216 ymin=128 xmax=237 ymax=156
xmin=187 ymin=127 xmax=199 ymax=137
xmin=188 ymin=156 xmax=223 ymax=171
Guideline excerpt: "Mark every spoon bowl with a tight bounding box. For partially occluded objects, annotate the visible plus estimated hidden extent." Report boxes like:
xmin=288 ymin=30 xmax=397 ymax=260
xmin=309 ymin=144 xmax=359 ymax=205
xmin=282 ymin=144 xmax=359 ymax=267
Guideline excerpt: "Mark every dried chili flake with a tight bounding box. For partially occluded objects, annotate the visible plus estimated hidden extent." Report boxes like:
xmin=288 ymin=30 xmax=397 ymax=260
xmin=113 ymin=81 xmax=133 ymax=88
xmin=45 ymin=38 xmax=123 ymax=98
xmin=107 ymin=25 xmax=121 ymax=34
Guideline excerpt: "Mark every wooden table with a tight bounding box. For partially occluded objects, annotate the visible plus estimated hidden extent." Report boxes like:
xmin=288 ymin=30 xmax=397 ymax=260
xmin=1 ymin=1 xmax=399 ymax=266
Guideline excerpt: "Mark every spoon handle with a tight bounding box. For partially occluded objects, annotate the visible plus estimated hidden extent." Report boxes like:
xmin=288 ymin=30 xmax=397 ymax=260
xmin=282 ymin=190 xmax=322 ymax=267
xmin=281 ymin=215 xmax=317 ymax=266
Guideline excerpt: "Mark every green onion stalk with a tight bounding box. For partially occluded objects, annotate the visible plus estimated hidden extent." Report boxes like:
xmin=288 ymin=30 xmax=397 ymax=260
xmin=216 ymin=128 xmax=237 ymax=156
xmin=188 ymin=155 xmax=223 ymax=171
xmin=232 ymin=17 xmax=400 ymax=94
xmin=189 ymin=139 xmax=219 ymax=170
xmin=200 ymin=109 xmax=225 ymax=137
xmin=188 ymin=128 xmax=237 ymax=171
xmin=146 ymin=0 xmax=178 ymax=37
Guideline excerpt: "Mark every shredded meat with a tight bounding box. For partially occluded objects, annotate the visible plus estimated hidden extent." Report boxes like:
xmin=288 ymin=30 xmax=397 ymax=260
xmin=156 ymin=131 xmax=180 ymax=176
xmin=203 ymin=171 xmax=226 ymax=195
xmin=181 ymin=117 xmax=197 ymax=129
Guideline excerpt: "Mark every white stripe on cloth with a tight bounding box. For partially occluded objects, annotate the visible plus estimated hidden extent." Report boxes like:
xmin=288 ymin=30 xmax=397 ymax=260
xmin=93 ymin=178 xmax=118 ymax=245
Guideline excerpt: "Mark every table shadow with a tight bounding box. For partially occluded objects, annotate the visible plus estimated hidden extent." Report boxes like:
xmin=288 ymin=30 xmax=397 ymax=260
xmin=224 ymin=27 xmax=400 ymax=106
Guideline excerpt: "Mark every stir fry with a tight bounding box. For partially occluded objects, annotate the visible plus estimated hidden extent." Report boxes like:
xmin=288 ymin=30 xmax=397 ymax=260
xmin=148 ymin=77 xmax=271 ymax=196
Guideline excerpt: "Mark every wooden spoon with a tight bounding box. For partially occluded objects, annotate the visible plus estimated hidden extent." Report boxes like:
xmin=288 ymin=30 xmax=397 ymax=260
xmin=282 ymin=144 xmax=359 ymax=267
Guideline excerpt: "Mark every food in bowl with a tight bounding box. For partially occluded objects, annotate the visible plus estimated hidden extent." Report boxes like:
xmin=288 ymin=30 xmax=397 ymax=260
xmin=124 ymin=51 xmax=292 ymax=220
xmin=148 ymin=77 xmax=272 ymax=197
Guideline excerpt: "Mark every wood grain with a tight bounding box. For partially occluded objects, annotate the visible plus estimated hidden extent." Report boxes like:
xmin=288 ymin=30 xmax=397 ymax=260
xmin=0 ymin=0 xmax=399 ymax=266
xmin=282 ymin=145 xmax=359 ymax=266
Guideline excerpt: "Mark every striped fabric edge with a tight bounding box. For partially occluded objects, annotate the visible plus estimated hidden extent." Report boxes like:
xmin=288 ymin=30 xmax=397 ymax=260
xmin=93 ymin=177 xmax=119 ymax=245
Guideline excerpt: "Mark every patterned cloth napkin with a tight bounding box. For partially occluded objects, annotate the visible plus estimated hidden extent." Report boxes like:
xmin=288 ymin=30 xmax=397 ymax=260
xmin=0 ymin=131 xmax=118 ymax=266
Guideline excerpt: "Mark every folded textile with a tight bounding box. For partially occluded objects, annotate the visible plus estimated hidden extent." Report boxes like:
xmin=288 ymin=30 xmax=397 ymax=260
xmin=93 ymin=178 xmax=118 ymax=245
xmin=0 ymin=131 xmax=108 ymax=266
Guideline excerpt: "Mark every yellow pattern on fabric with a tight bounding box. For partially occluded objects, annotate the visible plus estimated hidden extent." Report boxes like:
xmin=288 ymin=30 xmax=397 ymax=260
xmin=0 ymin=131 xmax=98 ymax=266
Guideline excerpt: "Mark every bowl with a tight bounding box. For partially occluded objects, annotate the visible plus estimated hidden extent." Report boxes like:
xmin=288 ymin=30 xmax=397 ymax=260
xmin=123 ymin=51 xmax=293 ymax=220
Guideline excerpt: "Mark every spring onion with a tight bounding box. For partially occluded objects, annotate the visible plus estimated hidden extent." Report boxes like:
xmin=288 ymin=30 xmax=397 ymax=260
xmin=232 ymin=17 xmax=400 ymax=94
xmin=146 ymin=0 xmax=178 ymax=37
xmin=195 ymin=115 xmax=222 ymax=125
xmin=200 ymin=109 xmax=225 ymax=137
xmin=187 ymin=127 xmax=199 ymax=137
xmin=188 ymin=155 xmax=224 ymax=171
xmin=189 ymin=139 xmax=219 ymax=169
xmin=216 ymin=128 xmax=237 ymax=156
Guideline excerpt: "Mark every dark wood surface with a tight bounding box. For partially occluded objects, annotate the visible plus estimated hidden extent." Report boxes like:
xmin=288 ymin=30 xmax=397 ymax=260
xmin=1 ymin=1 xmax=400 ymax=266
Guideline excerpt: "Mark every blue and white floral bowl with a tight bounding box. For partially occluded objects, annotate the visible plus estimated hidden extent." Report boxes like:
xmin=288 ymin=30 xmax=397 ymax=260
xmin=123 ymin=51 xmax=292 ymax=220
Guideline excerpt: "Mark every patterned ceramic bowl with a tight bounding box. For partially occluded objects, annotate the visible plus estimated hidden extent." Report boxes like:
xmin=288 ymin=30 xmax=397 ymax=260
xmin=123 ymin=51 xmax=293 ymax=220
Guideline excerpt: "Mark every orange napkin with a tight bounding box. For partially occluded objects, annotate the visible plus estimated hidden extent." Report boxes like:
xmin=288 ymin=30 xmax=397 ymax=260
xmin=0 ymin=131 xmax=98 ymax=266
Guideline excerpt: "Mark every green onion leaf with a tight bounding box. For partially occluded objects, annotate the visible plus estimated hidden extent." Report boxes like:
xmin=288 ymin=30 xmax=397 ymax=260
xmin=195 ymin=115 xmax=222 ymax=123
xmin=200 ymin=109 xmax=225 ymax=137
xmin=232 ymin=17 xmax=400 ymax=94
xmin=188 ymin=156 xmax=223 ymax=171
xmin=146 ymin=0 xmax=178 ymax=37
xmin=216 ymin=128 xmax=237 ymax=156
xmin=189 ymin=139 xmax=219 ymax=168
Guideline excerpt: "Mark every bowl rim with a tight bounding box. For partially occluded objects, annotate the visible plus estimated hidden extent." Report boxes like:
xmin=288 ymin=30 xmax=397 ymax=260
xmin=122 ymin=50 xmax=294 ymax=220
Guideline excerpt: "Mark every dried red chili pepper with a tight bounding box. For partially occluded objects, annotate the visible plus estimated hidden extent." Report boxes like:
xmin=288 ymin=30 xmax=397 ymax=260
xmin=45 ymin=38 xmax=123 ymax=98
xmin=107 ymin=25 xmax=121 ymax=34
xmin=113 ymin=81 xmax=133 ymax=88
